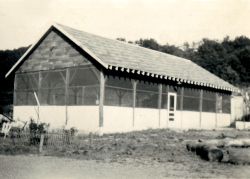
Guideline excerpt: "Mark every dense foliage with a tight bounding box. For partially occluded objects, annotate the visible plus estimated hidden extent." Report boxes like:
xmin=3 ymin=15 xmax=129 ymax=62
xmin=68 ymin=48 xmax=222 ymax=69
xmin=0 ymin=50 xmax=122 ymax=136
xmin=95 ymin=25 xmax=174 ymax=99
xmin=0 ymin=46 xmax=30 ymax=118
xmin=130 ymin=36 xmax=250 ymax=88
xmin=1 ymin=35 xmax=250 ymax=116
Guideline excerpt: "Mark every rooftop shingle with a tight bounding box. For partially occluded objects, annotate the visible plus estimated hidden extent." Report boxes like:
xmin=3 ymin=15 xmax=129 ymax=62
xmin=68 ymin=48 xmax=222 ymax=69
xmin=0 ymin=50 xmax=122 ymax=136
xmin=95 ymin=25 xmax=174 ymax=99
xmin=56 ymin=23 xmax=235 ymax=90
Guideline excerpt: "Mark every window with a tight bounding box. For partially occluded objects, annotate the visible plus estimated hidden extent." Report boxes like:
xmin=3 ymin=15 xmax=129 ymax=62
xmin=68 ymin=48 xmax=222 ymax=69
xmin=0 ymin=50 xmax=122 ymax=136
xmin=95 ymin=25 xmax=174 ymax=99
xmin=15 ymin=72 xmax=39 ymax=105
xmin=136 ymin=80 xmax=159 ymax=109
xmin=218 ymin=93 xmax=231 ymax=114
xmin=202 ymin=90 xmax=216 ymax=113
xmin=105 ymin=75 xmax=133 ymax=107
xmin=161 ymin=85 xmax=168 ymax=109
xmin=40 ymin=70 xmax=66 ymax=105
xmin=15 ymin=65 xmax=101 ymax=106
xmin=183 ymin=87 xmax=200 ymax=111
xmin=68 ymin=66 xmax=100 ymax=106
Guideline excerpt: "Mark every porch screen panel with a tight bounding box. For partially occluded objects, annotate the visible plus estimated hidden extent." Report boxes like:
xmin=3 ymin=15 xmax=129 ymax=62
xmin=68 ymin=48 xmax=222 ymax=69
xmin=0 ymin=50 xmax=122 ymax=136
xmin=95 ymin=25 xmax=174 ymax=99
xmin=15 ymin=74 xmax=28 ymax=105
xmin=40 ymin=70 xmax=66 ymax=105
xmin=202 ymin=90 xmax=216 ymax=112
xmin=136 ymin=80 xmax=158 ymax=108
xmin=161 ymin=85 xmax=168 ymax=109
xmin=105 ymin=75 xmax=133 ymax=107
xmin=183 ymin=87 xmax=200 ymax=111
xmin=68 ymin=66 xmax=100 ymax=105
xmin=15 ymin=72 xmax=39 ymax=105
xmin=27 ymin=73 xmax=39 ymax=105
xmin=219 ymin=93 xmax=231 ymax=114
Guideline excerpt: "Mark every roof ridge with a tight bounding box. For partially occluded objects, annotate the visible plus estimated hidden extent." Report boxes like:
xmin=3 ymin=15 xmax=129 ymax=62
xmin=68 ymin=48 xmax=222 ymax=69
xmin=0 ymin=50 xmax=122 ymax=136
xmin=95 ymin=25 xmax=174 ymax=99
xmin=55 ymin=22 xmax=191 ymax=63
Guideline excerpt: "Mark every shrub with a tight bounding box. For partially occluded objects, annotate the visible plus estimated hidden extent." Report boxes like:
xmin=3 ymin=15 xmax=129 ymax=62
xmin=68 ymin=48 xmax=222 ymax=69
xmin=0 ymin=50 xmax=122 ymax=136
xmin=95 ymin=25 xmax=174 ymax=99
xmin=62 ymin=127 xmax=78 ymax=145
xmin=29 ymin=119 xmax=50 ymax=145
xmin=236 ymin=114 xmax=250 ymax=122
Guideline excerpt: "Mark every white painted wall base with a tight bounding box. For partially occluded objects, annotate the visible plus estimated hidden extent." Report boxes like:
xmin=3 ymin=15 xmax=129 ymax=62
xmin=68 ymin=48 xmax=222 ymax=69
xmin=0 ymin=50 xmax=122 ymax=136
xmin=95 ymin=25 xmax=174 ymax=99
xmin=40 ymin=106 xmax=66 ymax=129
xmin=13 ymin=106 xmax=38 ymax=123
xmin=134 ymin=108 xmax=159 ymax=131
xmin=217 ymin=113 xmax=231 ymax=127
xmin=13 ymin=106 xmax=99 ymax=134
xmin=160 ymin=110 xmax=167 ymax=128
xmin=201 ymin=112 xmax=216 ymax=129
xmin=67 ymin=106 xmax=99 ymax=134
xmin=236 ymin=121 xmax=250 ymax=130
xmin=182 ymin=111 xmax=200 ymax=129
xmin=13 ymin=105 xmax=232 ymax=134
xmin=102 ymin=106 xmax=133 ymax=133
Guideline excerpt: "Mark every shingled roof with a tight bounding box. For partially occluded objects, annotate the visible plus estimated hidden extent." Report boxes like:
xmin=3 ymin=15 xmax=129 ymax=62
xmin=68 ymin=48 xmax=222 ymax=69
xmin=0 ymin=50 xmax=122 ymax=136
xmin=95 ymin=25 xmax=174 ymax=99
xmin=6 ymin=22 xmax=237 ymax=92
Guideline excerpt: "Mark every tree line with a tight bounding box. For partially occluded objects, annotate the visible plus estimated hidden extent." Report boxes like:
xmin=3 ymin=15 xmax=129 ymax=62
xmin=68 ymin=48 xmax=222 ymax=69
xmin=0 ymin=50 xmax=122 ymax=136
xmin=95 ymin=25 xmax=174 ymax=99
xmin=118 ymin=36 xmax=250 ymax=88
xmin=1 ymin=35 xmax=250 ymax=118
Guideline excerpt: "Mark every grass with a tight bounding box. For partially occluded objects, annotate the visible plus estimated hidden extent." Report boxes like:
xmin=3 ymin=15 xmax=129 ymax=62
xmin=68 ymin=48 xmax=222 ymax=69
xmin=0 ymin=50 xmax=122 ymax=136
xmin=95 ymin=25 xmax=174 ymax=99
xmin=1 ymin=128 xmax=250 ymax=163
xmin=1 ymin=128 xmax=250 ymax=178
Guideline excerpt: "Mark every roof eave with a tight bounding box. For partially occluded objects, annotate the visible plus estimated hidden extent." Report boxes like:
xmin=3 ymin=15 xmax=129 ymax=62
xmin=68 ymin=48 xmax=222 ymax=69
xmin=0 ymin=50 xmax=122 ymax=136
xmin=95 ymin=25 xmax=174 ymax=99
xmin=5 ymin=25 xmax=54 ymax=78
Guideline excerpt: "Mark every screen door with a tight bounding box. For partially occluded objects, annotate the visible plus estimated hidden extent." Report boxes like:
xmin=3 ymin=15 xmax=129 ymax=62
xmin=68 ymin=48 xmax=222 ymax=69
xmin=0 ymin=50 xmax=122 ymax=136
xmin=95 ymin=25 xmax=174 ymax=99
xmin=168 ymin=93 xmax=176 ymax=123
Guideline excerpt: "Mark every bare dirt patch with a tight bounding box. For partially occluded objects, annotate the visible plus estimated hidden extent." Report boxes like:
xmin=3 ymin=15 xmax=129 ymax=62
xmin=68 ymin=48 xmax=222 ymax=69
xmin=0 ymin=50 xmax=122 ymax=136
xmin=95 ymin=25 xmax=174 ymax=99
xmin=1 ymin=129 xmax=250 ymax=178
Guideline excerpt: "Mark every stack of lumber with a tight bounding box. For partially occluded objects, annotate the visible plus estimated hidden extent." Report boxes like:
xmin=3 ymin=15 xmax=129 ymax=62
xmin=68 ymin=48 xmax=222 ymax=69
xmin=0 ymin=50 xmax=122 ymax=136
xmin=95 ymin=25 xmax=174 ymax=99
xmin=186 ymin=140 xmax=223 ymax=162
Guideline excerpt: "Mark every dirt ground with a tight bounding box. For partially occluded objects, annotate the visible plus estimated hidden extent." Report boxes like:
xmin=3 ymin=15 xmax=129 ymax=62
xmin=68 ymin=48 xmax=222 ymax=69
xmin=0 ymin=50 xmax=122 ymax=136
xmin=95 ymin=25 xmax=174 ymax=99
xmin=1 ymin=154 xmax=250 ymax=179
xmin=1 ymin=128 xmax=250 ymax=178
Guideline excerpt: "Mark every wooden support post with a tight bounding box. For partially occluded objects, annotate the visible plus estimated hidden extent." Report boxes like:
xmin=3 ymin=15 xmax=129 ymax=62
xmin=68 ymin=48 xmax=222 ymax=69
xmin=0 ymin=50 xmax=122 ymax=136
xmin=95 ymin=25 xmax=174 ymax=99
xmin=158 ymin=84 xmax=162 ymax=127
xmin=199 ymin=89 xmax=203 ymax=127
xmin=89 ymin=132 xmax=93 ymax=149
xmin=215 ymin=92 xmax=218 ymax=127
xmin=99 ymin=69 xmax=105 ymax=127
xmin=37 ymin=71 xmax=42 ymax=122
xmin=81 ymin=87 xmax=85 ymax=105
xmin=132 ymin=80 xmax=137 ymax=127
xmin=25 ymin=74 xmax=28 ymax=105
xmin=166 ymin=85 xmax=169 ymax=128
xmin=180 ymin=87 xmax=184 ymax=128
xmin=39 ymin=134 xmax=44 ymax=152
xmin=65 ymin=68 xmax=69 ymax=125
xmin=13 ymin=74 xmax=17 ymax=106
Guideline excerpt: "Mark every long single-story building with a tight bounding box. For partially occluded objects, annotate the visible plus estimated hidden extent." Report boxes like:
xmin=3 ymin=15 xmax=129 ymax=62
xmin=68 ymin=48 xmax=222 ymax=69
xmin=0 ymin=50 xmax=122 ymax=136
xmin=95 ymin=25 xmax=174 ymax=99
xmin=6 ymin=22 xmax=238 ymax=134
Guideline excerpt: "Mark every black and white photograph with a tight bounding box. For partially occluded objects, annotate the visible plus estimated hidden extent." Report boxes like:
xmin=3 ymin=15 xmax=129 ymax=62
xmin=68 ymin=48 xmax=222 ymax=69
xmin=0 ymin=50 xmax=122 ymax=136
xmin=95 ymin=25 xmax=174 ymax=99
xmin=1 ymin=0 xmax=250 ymax=178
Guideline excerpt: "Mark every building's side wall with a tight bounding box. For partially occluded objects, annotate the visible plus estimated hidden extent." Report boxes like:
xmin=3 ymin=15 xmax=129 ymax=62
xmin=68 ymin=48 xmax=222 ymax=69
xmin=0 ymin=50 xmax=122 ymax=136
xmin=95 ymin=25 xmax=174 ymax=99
xmin=217 ymin=113 xmax=231 ymax=127
xmin=134 ymin=108 xmax=160 ymax=130
xmin=231 ymin=96 xmax=248 ymax=123
xmin=13 ymin=106 xmax=66 ymax=129
xmin=160 ymin=110 xmax=168 ymax=128
xmin=236 ymin=121 xmax=250 ymax=130
xmin=201 ymin=112 xmax=216 ymax=129
xmin=182 ymin=111 xmax=200 ymax=129
xmin=67 ymin=106 xmax=99 ymax=134
xmin=102 ymin=106 xmax=133 ymax=133
xmin=13 ymin=106 xmax=38 ymax=123
xmin=39 ymin=106 xmax=66 ymax=129
xmin=13 ymin=106 xmax=99 ymax=133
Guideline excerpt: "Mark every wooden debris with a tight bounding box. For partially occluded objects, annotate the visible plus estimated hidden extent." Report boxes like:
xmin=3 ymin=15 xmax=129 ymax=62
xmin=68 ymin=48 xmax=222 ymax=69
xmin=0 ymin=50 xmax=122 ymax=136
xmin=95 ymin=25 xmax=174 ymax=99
xmin=200 ymin=145 xmax=223 ymax=162
xmin=186 ymin=140 xmax=223 ymax=162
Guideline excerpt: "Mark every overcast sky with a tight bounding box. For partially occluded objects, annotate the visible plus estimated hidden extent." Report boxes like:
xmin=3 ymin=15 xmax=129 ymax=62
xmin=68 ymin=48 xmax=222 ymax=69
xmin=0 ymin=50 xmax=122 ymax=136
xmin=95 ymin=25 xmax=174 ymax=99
xmin=0 ymin=0 xmax=250 ymax=50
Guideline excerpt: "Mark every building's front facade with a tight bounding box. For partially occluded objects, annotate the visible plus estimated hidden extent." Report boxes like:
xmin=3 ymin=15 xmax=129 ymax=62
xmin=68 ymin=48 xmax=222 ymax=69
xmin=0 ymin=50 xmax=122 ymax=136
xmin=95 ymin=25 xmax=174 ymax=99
xmin=6 ymin=23 xmax=237 ymax=134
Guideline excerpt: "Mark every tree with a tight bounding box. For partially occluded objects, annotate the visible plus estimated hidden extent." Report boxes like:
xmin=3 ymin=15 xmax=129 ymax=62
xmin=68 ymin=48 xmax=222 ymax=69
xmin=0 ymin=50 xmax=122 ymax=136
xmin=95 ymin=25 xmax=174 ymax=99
xmin=0 ymin=46 xmax=30 ymax=119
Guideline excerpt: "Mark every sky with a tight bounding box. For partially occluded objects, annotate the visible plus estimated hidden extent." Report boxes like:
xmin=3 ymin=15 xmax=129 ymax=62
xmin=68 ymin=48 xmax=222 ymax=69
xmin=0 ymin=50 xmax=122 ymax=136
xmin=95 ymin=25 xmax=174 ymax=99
xmin=0 ymin=0 xmax=250 ymax=50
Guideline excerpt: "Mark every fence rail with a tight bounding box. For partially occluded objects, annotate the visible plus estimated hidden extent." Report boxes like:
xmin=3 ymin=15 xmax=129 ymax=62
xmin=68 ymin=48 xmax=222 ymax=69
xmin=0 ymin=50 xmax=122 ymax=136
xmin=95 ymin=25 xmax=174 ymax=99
xmin=7 ymin=132 xmax=91 ymax=151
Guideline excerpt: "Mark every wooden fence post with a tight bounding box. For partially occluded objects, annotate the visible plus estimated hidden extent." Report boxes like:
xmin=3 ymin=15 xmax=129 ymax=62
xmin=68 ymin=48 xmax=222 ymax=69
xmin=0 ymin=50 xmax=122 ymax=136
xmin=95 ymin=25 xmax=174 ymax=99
xmin=39 ymin=134 xmax=44 ymax=152
xmin=89 ymin=132 xmax=93 ymax=149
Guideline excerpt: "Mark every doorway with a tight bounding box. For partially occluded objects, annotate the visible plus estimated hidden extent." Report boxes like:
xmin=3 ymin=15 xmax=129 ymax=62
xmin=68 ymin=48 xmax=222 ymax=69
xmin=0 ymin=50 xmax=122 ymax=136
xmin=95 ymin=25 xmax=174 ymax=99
xmin=168 ymin=92 xmax=176 ymax=128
